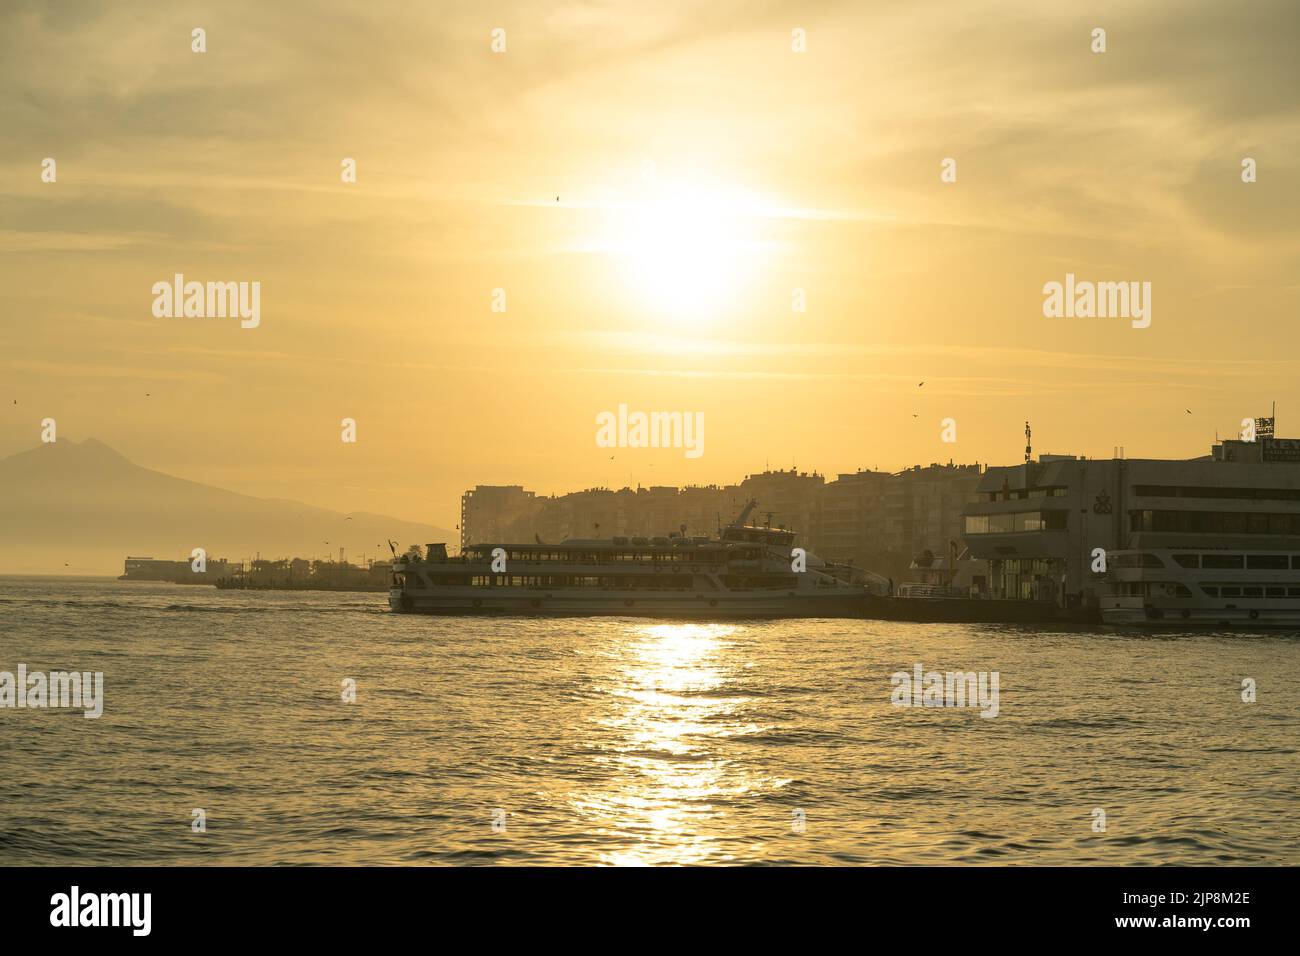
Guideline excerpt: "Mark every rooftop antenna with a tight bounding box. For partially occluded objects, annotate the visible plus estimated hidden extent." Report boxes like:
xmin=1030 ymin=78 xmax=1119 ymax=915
xmin=1024 ymin=421 xmax=1032 ymax=464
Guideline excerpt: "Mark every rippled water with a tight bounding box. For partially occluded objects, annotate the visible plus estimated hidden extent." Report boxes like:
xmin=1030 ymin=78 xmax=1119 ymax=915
xmin=1 ymin=576 xmax=1297 ymax=865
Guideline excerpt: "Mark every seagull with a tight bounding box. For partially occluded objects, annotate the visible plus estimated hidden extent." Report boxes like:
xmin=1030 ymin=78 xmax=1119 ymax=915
xmin=918 ymin=381 xmax=925 ymax=387
xmin=344 ymin=516 xmax=353 ymax=521
xmin=1186 ymin=409 xmax=1192 ymax=414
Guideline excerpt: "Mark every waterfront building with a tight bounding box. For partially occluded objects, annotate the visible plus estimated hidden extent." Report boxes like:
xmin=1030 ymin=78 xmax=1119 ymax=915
xmin=961 ymin=437 xmax=1300 ymax=625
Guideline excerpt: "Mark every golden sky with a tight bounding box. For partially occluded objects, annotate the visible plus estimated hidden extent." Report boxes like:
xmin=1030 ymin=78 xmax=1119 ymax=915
xmin=2 ymin=0 xmax=1298 ymax=529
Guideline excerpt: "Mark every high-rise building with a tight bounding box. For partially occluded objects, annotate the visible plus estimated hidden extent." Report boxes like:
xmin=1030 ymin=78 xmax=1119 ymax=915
xmin=735 ymin=468 xmax=824 ymax=546
xmin=815 ymin=470 xmax=892 ymax=565
xmin=460 ymin=485 xmax=542 ymax=550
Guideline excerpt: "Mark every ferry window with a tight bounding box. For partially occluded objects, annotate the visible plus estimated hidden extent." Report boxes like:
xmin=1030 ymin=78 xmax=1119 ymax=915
xmin=1289 ymin=587 xmax=1300 ymax=598
xmin=1292 ymin=556 xmax=1300 ymax=570
xmin=1266 ymin=587 xmax=1286 ymax=598
xmin=1201 ymin=585 xmax=1218 ymax=597
xmin=1243 ymin=586 xmax=1264 ymax=597
xmin=1172 ymin=555 xmax=1199 ymax=568
xmin=1221 ymin=586 xmax=1242 ymax=597
xmin=1202 ymin=554 xmax=1244 ymax=569
xmin=1246 ymin=555 xmax=1289 ymax=570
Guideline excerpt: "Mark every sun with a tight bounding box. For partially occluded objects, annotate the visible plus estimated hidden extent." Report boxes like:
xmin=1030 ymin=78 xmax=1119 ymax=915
xmin=605 ymin=179 xmax=770 ymax=323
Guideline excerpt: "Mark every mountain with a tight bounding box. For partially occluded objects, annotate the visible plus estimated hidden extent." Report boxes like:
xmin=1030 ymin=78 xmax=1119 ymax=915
xmin=0 ymin=439 xmax=456 ymax=574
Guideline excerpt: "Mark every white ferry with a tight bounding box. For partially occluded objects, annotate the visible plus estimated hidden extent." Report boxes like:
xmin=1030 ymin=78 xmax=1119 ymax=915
xmin=1102 ymin=548 xmax=1300 ymax=628
xmin=389 ymin=505 xmax=873 ymax=618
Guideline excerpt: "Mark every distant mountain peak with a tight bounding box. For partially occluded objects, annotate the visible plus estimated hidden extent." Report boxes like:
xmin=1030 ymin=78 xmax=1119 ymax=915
xmin=2 ymin=436 xmax=130 ymax=458
xmin=0 ymin=436 xmax=455 ymax=574
xmin=76 ymin=437 xmax=131 ymax=461
xmin=13 ymin=436 xmax=134 ymax=468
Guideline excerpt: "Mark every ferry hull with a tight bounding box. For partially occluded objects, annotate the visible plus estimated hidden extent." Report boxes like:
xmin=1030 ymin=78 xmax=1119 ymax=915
xmin=1103 ymin=598 xmax=1300 ymax=629
xmin=389 ymin=586 xmax=869 ymax=619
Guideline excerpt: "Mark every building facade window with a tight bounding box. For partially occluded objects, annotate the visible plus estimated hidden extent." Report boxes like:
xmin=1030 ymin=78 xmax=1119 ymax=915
xmin=1130 ymin=509 xmax=1300 ymax=535
xmin=988 ymin=557 xmax=1060 ymax=600
xmin=964 ymin=510 xmax=1068 ymax=534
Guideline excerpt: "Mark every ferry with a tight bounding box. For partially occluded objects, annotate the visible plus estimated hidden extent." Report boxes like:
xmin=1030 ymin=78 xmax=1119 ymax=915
xmin=1102 ymin=547 xmax=1300 ymax=629
xmin=389 ymin=503 xmax=874 ymax=618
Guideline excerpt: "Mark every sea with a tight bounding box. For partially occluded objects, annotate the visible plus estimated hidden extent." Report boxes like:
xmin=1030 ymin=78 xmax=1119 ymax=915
xmin=1 ymin=576 xmax=1297 ymax=866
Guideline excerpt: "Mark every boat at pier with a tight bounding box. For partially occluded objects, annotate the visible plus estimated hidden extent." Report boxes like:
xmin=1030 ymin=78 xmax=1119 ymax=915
xmin=1102 ymin=547 xmax=1300 ymax=628
xmin=389 ymin=502 xmax=873 ymax=618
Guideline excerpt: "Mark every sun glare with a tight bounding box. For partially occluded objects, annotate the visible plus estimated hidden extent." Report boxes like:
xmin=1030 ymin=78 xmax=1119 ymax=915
xmin=604 ymin=180 xmax=770 ymax=323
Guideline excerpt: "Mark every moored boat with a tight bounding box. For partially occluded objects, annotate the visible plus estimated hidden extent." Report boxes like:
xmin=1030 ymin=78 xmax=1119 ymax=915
xmin=389 ymin=505 xmax=873 ymax=618
xmin=1102 ymin=547 xmax=1300 ymax=628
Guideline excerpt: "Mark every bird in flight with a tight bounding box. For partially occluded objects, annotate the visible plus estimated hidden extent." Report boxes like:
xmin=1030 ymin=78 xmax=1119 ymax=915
xmin=918 ymin=381 xmax=925 ymax=387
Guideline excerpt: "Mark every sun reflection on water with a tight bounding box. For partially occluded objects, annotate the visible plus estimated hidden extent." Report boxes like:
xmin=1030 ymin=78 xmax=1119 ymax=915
xmin=571 ymin=622 xmax=772 ymax=866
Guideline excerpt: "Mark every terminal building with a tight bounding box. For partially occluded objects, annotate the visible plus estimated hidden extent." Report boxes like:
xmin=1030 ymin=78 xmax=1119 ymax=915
xmin=961 ymin=431 xmax=1300 ymax=621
